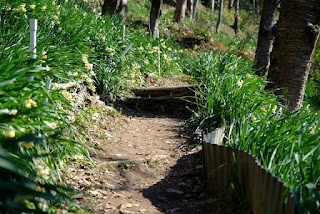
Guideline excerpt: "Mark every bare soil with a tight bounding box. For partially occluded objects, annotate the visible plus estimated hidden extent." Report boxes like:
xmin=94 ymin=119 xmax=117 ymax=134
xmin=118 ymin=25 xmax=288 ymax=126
xmin=67 ymin=96 xmax=240 ymax=213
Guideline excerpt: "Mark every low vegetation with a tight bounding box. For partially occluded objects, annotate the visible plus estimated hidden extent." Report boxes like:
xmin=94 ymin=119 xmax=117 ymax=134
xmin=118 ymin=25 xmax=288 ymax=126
xmin=1 ymin=0 xmax=319 ymax=213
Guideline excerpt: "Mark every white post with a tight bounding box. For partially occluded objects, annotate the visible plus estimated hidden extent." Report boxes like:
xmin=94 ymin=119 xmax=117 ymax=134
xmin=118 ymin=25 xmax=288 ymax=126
xmin=122 ymin=24 xmax=126 ymax=41
xmin=158 ymin=44 xmax=161 ymax=75
xmin=30 ymin=19 xmax=38 ymax=59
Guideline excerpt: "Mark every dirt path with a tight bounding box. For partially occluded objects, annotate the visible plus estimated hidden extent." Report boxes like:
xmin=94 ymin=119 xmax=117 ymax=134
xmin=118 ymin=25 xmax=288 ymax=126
xmin=67 ymin=104 xmax=220 ymax=213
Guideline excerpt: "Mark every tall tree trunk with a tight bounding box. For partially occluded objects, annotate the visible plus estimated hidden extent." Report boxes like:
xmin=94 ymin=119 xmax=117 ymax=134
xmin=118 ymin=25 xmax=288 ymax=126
xmin=187 ymin=0 xmax=194 ymax=19
xmin=102 ymin=0 xmax=117 ymax=15
xmin=267 ymin=0 xmax=320 ymax=110
xmin=216 ymin=0 xmax=223 ymax=33
xmin=191 ymin=0 xmax=199 ymax=19
xmin=228 ymin=0 xmax=234 ymax=9
xmin=254 ymin=0 xmax=280 ymax=76
xmin=233 ymin=0 xmax=239 ymax=34
xmin=210 ymin=0 xmax=215 ymax=11
xmin=174 ymin=0 xmax=187 ymax=23
xmin=255 ymin=0 xmax=260 ymax=16
xmin=149 ymin=0 xmax=163 ymax=38
xmin=102 ymin=0 xmax=128 ymax=16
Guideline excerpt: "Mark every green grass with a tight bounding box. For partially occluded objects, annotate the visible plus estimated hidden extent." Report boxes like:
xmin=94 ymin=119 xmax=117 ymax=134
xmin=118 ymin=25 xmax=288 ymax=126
xmin=1 ymin=0 xmax=320 ymax=213
xmin=0 ymin=0 xmax=187 ymax=211
xmin=189 ymin=51 xmax=320 ymax=213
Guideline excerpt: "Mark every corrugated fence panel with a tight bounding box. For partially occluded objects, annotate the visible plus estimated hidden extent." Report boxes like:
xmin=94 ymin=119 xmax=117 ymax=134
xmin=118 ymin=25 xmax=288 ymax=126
xmin=202 ymin=130 xmax=296 ymax=214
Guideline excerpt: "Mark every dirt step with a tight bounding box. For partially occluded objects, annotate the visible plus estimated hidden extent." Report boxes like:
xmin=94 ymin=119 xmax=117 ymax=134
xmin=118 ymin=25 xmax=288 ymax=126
xmin=133 ymin=85 xmax=195 ymax=98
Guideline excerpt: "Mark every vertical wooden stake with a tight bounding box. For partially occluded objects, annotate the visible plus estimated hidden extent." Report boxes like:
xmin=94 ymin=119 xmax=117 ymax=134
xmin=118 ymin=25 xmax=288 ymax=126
xmin=30 ymin=19 xmax=38 ymax=59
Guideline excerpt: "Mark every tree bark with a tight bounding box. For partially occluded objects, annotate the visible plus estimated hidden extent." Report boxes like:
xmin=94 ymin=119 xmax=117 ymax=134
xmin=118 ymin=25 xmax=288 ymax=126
xmin=101 ymin=0 xmax=128 ymax=16
xmin=191 ymin=0 xmax=199 ymax=19
xmin=254 ymin=0 xmax=280 ymax=76
xmin=228 ymin=0 xmax=234 ymax=9
xmin=149 ymin=0 xmax=163 ymax=38
xmin=267 ymin=0 xmax=320 ymax=110
xmin=187 ymin=0 xmax=194 ymax=19
xmin=174 ymin=0 xmax=187 ymax=23
xmin=233 ymin=0 xmax=239 ymax=34
xmin=255 ymin=0 xmax=260 ymax=16
xmin=216 ymin=0 xmax=223 ymax=33
xmin=209 ymin=0 xmax=215 ymax=11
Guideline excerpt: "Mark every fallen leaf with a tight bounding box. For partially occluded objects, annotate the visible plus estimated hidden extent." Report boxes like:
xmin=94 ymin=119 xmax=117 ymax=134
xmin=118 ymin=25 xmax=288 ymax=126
xmin=117 ymin=203 xmax=134 ymax=210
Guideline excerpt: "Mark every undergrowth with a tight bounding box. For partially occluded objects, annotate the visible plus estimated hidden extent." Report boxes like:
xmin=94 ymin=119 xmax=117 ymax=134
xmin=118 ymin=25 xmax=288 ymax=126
xmin=190 ymin=51 xmax=320 ymax=213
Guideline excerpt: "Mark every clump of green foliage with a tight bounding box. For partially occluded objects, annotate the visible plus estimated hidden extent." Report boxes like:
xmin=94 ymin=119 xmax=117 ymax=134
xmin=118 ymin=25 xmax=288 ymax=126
xmin=0 ymin=0 xmax=187 ymax=211
xmin=189 ymin=51 xmax=320 ymax=213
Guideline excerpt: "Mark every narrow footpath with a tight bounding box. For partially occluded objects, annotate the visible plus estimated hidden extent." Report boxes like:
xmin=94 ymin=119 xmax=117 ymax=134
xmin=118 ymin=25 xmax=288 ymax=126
xmin=67 ymin=86 xmax=239 ymax=214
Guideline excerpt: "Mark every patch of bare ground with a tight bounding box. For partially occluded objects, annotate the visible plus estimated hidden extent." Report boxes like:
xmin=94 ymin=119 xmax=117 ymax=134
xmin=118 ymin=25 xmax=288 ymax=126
xmin=67 ymin=87 xmax=243 ymax=214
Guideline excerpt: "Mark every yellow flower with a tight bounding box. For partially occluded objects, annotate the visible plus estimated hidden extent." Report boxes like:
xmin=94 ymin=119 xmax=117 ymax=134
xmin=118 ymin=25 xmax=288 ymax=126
xmin=56 ymin=5 xmax=61 ymax=10
xmin=84 ymin=63 xmax=93 ymax=71
xmin=32 ymin=101 xmax=37 ymax=108
xmin=19 ymin=128 xmax=26 ymax=133
xmin=55 ymin=21 xmax=60 ymax=25
xmin=88 ymin=85 xmax=96 ymax=92
xmin=9 ymin=109 xmax=18 ymax=115
xmin=251 ymin=115 xmax=257 ymax=122
xmin=74 ymin=4 xmax=78 ymax=9
xmin=310 ymin=125 xmax=317 ymax=134
xmin=40 ymin=5 xmax=47 ymax=11
xmin=22 ymin=142 xmax=34 ymax=149
xmin=80 ymin=74 xmax=88 ymax=79
xmin=260 ymin=107 xmax=266 ymax=112
xmin=73 ymin=72 xmax=78 ymax=77
xmin=44 ymin=121 xmax=58 ymax=129
xmin=27 ymin=99 xmax=33 ymax=104
xmin=30 ymin=5 xmax=36 ymax=10
xmin=6 ymin=131 xmax=15 ymax=138
xmin=42 ymin=55 xmax=47 ymax=60
xmin=25 ymin=103 xmax=32 ymax=109
xmin=236 ymin=80 xmax=244 ymax=88
xmin=89 ymin=71 xmax=96 ymax=76
xmin=53 ymin=15 xmax=59 ymax=21
xmin=87 ymin=78 xmax=94 ymax=84
xmin=5 ymin=6 xmax=11 ymax=11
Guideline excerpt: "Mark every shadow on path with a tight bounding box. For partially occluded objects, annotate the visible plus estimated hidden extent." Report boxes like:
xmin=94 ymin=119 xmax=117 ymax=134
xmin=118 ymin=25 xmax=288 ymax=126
xmin=142 ymin=151 xmax=244 ymax=214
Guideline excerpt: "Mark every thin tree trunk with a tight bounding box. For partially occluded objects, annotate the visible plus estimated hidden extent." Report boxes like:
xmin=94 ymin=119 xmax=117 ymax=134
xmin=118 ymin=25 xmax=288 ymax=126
xmin=191 ymin=0 xmax=199 ymax=19
xmin=149 ymin=0 xmax=163 ymax=38
xmin=174 ymin=0 xmax=187 ymax=23
xmin=233 ymin=0 xmax=239 ymax=34
xmin=210 ymin=0 xmax=215 ymax=11
xmin=102 ymin=0 xmax=127 ymax=17
xmin=228 ymin=0 xmax=234 ymax=9
xmin=187 ymin=0 xmax=194 ymax=19
xmin=252 ymin=0 xmax=255 ymax=10
xmin=216 ymin=0 xmax=223 ymax=33
xmin=267 ymin=0 xmax=320 ymax=110
xmin=117 ymin=0 xmax=128 ymax=16
xmin=102 ymin=0 xmax=117 ymax=15
xmin=254 ymin=0 xmax=280 ymax=76
xmin=255 ymin=0 xmax=260 ymax=16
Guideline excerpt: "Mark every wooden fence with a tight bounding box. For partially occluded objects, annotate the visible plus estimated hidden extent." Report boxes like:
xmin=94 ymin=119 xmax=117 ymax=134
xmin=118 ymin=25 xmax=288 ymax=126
xmin=201 ymin=128 xmax=296 ymax=214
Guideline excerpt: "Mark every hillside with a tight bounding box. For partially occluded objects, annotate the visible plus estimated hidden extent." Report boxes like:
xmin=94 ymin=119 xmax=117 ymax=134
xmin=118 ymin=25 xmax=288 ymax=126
xmin=0 ymin=0 xmax=320 ymax=213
